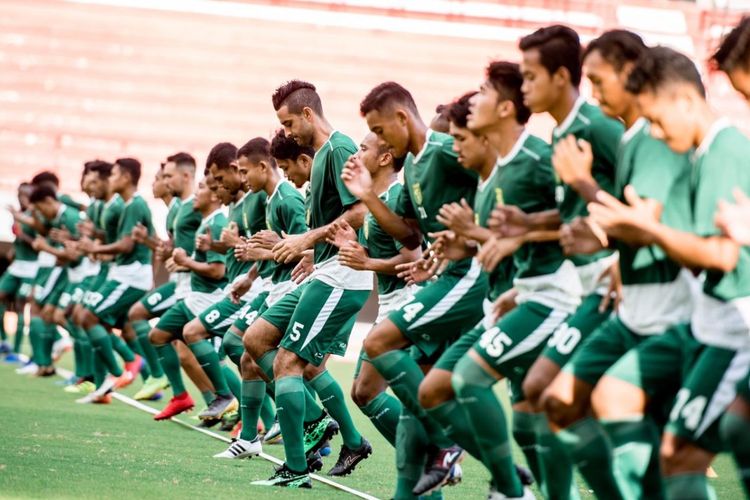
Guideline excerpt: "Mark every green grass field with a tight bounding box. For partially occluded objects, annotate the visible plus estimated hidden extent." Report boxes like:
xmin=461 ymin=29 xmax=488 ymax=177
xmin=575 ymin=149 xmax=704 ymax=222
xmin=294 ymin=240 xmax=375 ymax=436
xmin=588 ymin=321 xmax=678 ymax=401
xmin=0 ymin=354 xmax=743 ymax=499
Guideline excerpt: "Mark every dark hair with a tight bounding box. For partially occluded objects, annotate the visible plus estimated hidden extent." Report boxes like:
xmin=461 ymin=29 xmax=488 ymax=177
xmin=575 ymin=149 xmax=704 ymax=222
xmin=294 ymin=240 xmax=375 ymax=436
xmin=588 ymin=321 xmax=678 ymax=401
xmin=86 ymin=160 xmax=114 ymax=179
xmin=31 ymin=171 xmax=59 ymax=187
xmin=712 ymin=17 xmax=750 ymax=72
xmin=166 ymin=152 xmax=196 ymax=173
xmin=272 ymin=80 xmax=323 ymax=115
xmin=29 ymin=184 xmax=57 ymax=204
xmin=114 ymin=157 xmax=142 ymax=186
xmin=270 ymin=129 xmax=315 ymax=161
xmin=447 ymin=92 xmax=477 ymax=129
xmin=519 ymin=25 xmax=582 ymax=87
xmin=238 ymin=137 xmax=276 ymax=168
xmin=486 ymin=61 xmax=532 ymax=124
xmin=206 ymin=142 xmax=238 ymax=171
xmin=360 ymin=81 xmax=419 ymax=116
xmin=583 ymin=30 xmax=647 ymax=71
xmin=626 ymin=46 xmax=706 ymax=98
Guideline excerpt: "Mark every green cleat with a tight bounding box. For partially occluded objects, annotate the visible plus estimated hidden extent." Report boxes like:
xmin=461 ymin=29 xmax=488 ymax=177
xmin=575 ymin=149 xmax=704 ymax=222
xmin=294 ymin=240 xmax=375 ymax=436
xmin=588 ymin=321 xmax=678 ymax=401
xmin=134 ymin=376 xmax=170 ymax=401
xmin=303 ymin=413 xmax=340 ymax=455
xmin=251 ymin=464 xmax=312 ymax=488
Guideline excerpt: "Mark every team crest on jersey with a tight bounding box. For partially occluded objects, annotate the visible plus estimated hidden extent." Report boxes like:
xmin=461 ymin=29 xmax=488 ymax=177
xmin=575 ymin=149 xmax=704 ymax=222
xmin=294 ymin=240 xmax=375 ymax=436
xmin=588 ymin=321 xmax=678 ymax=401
xmin=495 ymin=188 xmax=504 ymax=206
xmin=363 ymin=217 xmax=370 ymax=240
xmin=412 ymin=183 xmax=423 ymax=205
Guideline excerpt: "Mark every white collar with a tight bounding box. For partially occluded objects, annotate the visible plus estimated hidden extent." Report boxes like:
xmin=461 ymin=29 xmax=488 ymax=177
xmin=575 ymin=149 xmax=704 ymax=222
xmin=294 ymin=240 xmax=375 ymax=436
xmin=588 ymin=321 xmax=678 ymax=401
xmin=553 ymin=96 xmax=586 ymax=138
xmin=621 ymin=117 xmax=648 ymax=145
xmin=695 ymin=117 xmax=731 ymax=159
xmin=497 ymin=129 xmax=530 ymax=167
xmin=413 ymin=128 xmax=434 ymax=164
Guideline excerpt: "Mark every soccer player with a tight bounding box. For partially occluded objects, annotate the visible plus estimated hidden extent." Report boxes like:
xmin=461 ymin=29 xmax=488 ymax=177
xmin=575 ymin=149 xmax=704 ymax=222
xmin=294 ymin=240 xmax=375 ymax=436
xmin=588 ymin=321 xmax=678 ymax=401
xmin=129 ymin=153 xmax=202 ymax=401
xmin=246 ymin=80 xmax=372 ymax=487
xmin=341 ymin=81 xmax=487 ymax=496
xmin=1 ymin=183 xmax=38 ymax=361
xmin=536 ymin=31 xmax=694 ymax=499
xmin=213 ymin=135 xmax=308 ymax=459
xmin=77 ymin=158 xmax=152 ymax=401
xmin=711 ymin=16 xmax=750 ymax=102
xmin=148 ymin=170 xmax=230 ymax=421
xmin=586 ymin=46 xmax=750 ymax=500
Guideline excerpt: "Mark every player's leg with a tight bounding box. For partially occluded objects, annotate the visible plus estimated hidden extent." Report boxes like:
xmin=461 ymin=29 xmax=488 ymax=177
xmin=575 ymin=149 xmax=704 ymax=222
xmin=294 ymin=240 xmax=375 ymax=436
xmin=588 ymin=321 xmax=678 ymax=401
xmin=0 ymin=272 xmax=18 ymax=352
xmin=129 ymin=282 xmax=175 ymax=383
xmin=9 ymin=283 xmax=30 ymax=360
xmin=352 ymin=349 xmax=401 ymax=446
xmin=174 ymin=340 xmax=215 ymax=407
xmin=720 ymin=382 xmax=750 ymax=496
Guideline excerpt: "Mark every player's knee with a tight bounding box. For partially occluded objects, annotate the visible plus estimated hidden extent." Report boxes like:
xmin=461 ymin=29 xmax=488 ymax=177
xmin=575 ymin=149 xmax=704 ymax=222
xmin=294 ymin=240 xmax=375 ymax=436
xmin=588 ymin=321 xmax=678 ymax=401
xmin=52 ymin=310 xmax=65 ymax=326
xmin=148 ymin=329 xmax=169 ymax=346
xmin=521 ymin=373 xmax=548 ymax=409
xmin=591 ymin=376 xmax=644 ymax=420
xmin=418 ymin=371 xmax=454 ymax=409
xmin=541 ymin=389 xmax=582 ymax=429
xmin=303 ymin=363 xmax=324 ymax=381
xmin=659 ymin=435 xmax=709 ymax=475
xmin=79 ymin=309 xmax=96 ymax=330
xmin=128 ymin=302 xmax=148 ymax=323
xmin=363 ymin=322 xmax=405 ymax=360
xmin=183 ymin=319 xmax=205 ymax=344
xmin=351 ymin=379 xmax=379 ymax=407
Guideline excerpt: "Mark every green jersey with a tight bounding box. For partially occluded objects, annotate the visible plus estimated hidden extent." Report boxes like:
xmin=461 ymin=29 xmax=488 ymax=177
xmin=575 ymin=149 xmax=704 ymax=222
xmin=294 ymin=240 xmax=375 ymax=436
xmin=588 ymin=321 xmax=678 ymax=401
xmin=307 ymin=130 xmax=358 ymax=265
xmin=172 ymin=195 xmax=202 ymax=254
xmin=396 ymin=130 xmax=478 ymax=273
xmin=191 ymin=209 xmax=228 ymax=293
xmin=99 ymin=194 xmax=125 ymax=245
xmin=552 ymin=98 xmax=623 ymax=265
xmin=86 ymin=200 xmax=102 ymax=227
xmin=59 ymin=193 xmax=83 ymax=212
xmin=478 ymin=132 xmax=564 ymax=299
xmin=13 ymin=210 xmax=38 ymax=262
xmin=115 ymin=194 xmax=154 ymax=266
xmin=266 ymin=181 xmax=307 ymax=284
xmin=165 ymin=197 xmax=181 ymax=238
xmin=51 ymin=204 xmax=84 ymax=266
xmin=241 ymin=190 xmax=272 ymax=279
xmin=360 ymin=182 xmax=407 ymax=296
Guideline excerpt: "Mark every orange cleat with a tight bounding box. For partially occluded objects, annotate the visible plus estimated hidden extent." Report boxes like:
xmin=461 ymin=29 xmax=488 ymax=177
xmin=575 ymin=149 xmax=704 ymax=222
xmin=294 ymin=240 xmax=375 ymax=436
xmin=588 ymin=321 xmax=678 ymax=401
xmin=92 ymin=393 xmax=112 ymax=404
xmin=231 ymin=421 xmax=243 ymax=439
xmin=154 ymin=392 xmax=195 ymax=421
xmin=114 ymin=355 xmax=143 ymax=389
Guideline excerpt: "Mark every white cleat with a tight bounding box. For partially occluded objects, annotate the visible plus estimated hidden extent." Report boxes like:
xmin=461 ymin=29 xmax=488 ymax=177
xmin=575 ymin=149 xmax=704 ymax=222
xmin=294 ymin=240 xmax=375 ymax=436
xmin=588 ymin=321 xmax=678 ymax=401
xmin=16 ymin=362 xmax=39 ymax=375
xmin=488 ymin=486 xmax=536 ymax=500
xmin=214 ymin=438 xmax=262 ymax=459
xmin=52 ymin=336 xmax=73 ymax=361
xmin=263 ymin=420 xmax=282 ymax=444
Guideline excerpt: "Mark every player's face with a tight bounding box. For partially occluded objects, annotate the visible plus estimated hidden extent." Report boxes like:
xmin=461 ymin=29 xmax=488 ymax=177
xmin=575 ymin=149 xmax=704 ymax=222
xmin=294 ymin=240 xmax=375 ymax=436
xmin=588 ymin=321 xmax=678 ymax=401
xmin=365 ymin=108 xmax=410 ymax=158
xmin=521 ymin=49 xmax=559 ymax=113
xmin=727 ymin=67 xmax=750 ymax=102
xmin=583 ymin=50 xmax=631 ymax=119
xmin=209 ymin=163 xmax=242 ymax=197
xmin=468 ymin=81 xmax=501 ymax=132
xmin=109 ymin=164 xmax=127 ymax=194
xmin=277 ymin=105 xmax=314 ymax=147
xmin=240 ymin=156 xmax=267 ymax=193
xmin=449 ymin=122 xmax=489 ymax=170
xmin=637 ymin=90 xmax=696 ymax=154
xmin=194 ymin=180 xmax=213 ymax=210
xmin=34 ymin=198 xmax=57 ymax=220
xmin=152 ymin=171 xmax=168 ymax=199
xmin=276 ymin=156 xmax=310 ymax=189
xmin=18 ymin=189 xmax=31 ymax=210
xmin=162 ymin=161 xmax=184 ymax=196
xmin=83 ymin=171 xmax=106 ymax=200
xmin=357 ymin=132 xmax=385 ymax=175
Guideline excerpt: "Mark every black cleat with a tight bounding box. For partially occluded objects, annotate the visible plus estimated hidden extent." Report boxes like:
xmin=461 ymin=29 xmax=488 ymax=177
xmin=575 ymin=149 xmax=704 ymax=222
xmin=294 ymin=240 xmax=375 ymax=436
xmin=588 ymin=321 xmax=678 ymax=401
xmin=307 ymin=451 xmax=323 ymax=473
xmin=412 ymin=445 xmax=465 ymax=496
xmin=251 ymin=463 xmax=312 ymax=488
xmin=302 ymin=412 xmax=340 ymax=455
xmin=515 ymin=463 xmax=535 ymax=486
xmin=219 ymin=410 xmax=240 ymax=432
xmin=197 ymin=417 xmax=221 ymax=429
xmin=328 ymin=437 xmax=373 ymax=476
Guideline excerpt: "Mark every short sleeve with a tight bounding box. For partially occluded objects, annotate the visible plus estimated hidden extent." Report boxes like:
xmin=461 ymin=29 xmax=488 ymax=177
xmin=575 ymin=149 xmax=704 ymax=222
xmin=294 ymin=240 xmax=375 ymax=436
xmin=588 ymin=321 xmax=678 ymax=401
xmin=206 ymin=217 xmax=227 ymax=264
xmin=281 ymin=194 xmax=308 ymax=236
xmin=331 ymin=146 xmax=359 ymax=208
xmin=395 ymin=183 xmax=415 ymax=219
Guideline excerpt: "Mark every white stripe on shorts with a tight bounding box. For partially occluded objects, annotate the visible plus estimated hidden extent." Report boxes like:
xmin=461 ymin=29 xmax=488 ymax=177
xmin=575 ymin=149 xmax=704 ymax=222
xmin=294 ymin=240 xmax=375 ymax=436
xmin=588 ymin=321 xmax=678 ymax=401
xmin=695 ymin=348 xmax=750 ymax=438
xmin=408 ymin=259 xmax=481 ymax=330
xmin=151 ymin=293 xmax=179 ymax=313
xmin=497 ymin=309 xmax=568 ymax=364
xmin=95 ymin=283 xmax=129 ymax=314
xmin=300 ymin=287 xmax=344 ymax=350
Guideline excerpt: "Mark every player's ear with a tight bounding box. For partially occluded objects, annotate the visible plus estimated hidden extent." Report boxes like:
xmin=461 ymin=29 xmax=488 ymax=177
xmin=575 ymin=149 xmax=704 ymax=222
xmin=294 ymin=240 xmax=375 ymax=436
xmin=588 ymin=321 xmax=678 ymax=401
xmin=395 ymin=108 xmax=409 ymax=127
xmin=302 ymin=106 xmax=314 ymax=122
xmin=299 ymin=155 xmax=312 ymax=170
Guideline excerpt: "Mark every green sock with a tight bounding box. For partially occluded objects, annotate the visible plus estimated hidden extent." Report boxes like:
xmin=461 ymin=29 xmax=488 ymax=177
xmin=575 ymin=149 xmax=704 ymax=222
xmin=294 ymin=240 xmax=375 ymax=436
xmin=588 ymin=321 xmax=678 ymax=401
xmin=111 ymin=334 xmax=135 ymax=362
xmin=452 ymin=355 xmax=522 ymax=497
xmin=426 ymin=399 xmax=483 ymax=460
xmin=77 ymin=335 xmax=94 ymax=378
xmin=256 ymin=349 xmax=277 ymax=392
xmin=260 ymin=393 xmax=275 ymax=430
xmin=93 ymin=351 xmax=108 ymax=387
xmin=512 ymin=411 xmax=543 ymax=488
xmin=154 ymin=343 xmax=186 ymax=396
xmin=602 ymin=417 xmax=664 ymax=500
xmin=665 ymin=473 xmax=713 ymax=500
xmin=275 ymin=375 xmax=308 ymax=472
xmin=721 ymin=412 xmax=750 ymax=496
xmin=240 ymin=379 xmax=265 ymax=441
xmin=133 ymin=320 xmax=164 ymax=378
xmin=0 ymin=303 xmax=7 ymax=341
xmin=35 ymin=321 xmax=56 ymax=366
xmin=360 ymin=391 xmax=402 ymax=447
xmin=394 ymin=407 xmax=429 ymax=500
xmin=222 ymin=331 xmax=244 ymax=368
xmin=310 ymin=370 xmax=362 ymax=449
xmin=371 ymin=350 xmax=451 ymax=448
xmin=86 ymin=325 xmax=123 ymax=376
xmin=302 ymin=379 xmax=324 ymax=422
xmin=201 ymin=390 xmax=215 ymax=405
xmin=66 ymin=320 xmax=91 ymax=378
xmin=28 ymin=317 xmax=44 ymax=364
xmin=558 ymin=417 xmax=625 ymax=500
xmin=125 ymin=337 xmax=150 ymax=380
xmin=222 ymin=362 xmax=241 ymax=399
xmin=188 ymin=340 xmax=231 ymax=396
xmin=535 ymin=414 xmax=579 ymax=500
xmin=13 ymin=311 xmax=24 ymax=354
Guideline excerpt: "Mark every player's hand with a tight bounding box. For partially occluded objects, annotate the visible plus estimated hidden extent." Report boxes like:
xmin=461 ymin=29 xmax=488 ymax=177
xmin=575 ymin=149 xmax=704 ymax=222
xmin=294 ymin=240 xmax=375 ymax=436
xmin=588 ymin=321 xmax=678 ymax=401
xmin=155 ymin=240 xmax=172 ymax=262
xmin=171 ymin=247 xmax=189 ymax=267
xmin=715 ymin=188 xmax=750 ymax=245
xmin=220 ymin=221 xmax=241 ymax=247
xmin=195 ymin=227 xmax=212 ymax=252
xmin=476 ymin=236 xmax=522 ymax=272
xmin=230 ymin=275 xmax=255 ymax=304
xmin=77 ymin=236 xmax=96 ymax=254
xmin=588 ymin=186 xmax=661 ymax=245
xmin=396 ymin=255 xmax=441 ymax=286
xmin=597 ymin=260 xmax=622 ymax=313
xmin=428 ymin=230 xmax=471 ymax=261
xmin=326 ymin=220 xmax=357 ymax=249
xmin=436 ymin=199 xmax=476 ymax=237
xmin=291 ymin=251 xmax=314 ymax=284
xmin=49 ymin=227 xmax=71 ymax=244
xmin=250 ymin=230 xmax=281 ymax=250
xmin=78 ymin=220 xmax=95 ymax=239
xmin=552 ymin=135 xmax=594 ymax=186
xmin=131 ymin=223 xmax=148 ymax=243
xmin=489 ymin=205 xmax=531 ymax=237
xmin=31 ymin=235 xmax=46 ymax=251
xmin=273 ymin=232 xmax=311 ymax=264
xmin=341 ymin=155 xmax=373 ymax=199
xmin=338 ymin=241 xmax=369 ymax=270
xmin=559 ymin=217 xmax=607 ymax=256
xmin=492 ymin=288 xmax=518 ymax=322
